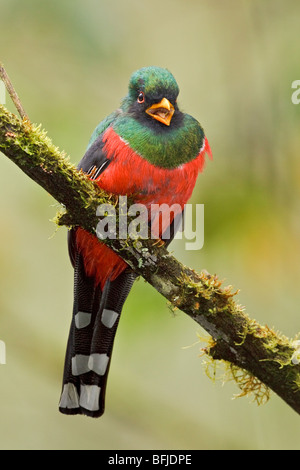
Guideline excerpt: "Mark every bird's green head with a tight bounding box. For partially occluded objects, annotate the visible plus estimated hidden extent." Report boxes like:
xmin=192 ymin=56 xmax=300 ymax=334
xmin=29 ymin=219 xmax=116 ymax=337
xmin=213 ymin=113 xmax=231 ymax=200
xmin=113 ymin=66 xmax=206 ymax=168
xmin=122 ymin=66 xmax=180 ymax=127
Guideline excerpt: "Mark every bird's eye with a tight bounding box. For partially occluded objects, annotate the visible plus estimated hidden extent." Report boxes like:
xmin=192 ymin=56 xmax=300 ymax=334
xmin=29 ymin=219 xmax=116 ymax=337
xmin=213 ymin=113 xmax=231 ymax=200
xmin=137 ymin=92 xmax=145 ymax=103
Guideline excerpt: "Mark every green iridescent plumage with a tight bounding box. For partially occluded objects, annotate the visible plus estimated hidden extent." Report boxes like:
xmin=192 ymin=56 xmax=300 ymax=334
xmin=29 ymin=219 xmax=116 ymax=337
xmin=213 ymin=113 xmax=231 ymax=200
xmin=113 ymin=113 xmax=204 ymax=168
xmin=126 ymin=66 xmax=179 ymax=105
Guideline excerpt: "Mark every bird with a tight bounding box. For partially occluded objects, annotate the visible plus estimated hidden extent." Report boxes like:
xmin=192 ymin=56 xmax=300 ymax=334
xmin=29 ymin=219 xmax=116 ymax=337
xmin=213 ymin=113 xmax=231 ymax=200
xmin=59 ymin=66 xmax=212 ymax=417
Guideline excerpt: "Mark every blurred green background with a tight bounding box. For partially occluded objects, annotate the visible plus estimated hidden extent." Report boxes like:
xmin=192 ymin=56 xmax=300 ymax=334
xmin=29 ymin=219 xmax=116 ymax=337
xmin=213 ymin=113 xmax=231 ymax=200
xmin=1 ymin=0 xmax=300 ymax=450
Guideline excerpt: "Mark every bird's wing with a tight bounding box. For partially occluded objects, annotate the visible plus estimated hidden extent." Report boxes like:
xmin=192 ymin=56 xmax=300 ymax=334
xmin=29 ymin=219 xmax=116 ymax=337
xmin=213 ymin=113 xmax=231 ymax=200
xmin=68 ymin=113 xmax=119 ymax=266
xmin=67 ymin=134 xmax=111 ymax=268
xmin=78 ymin=109 xmax=121 ymax=178
xmin=78 ymin=135 xmax=111 ymax=180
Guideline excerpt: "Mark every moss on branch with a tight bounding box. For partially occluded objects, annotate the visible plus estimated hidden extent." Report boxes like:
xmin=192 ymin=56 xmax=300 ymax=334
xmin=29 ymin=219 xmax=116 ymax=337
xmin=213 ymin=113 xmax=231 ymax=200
xmin=1 ymin=103 xmax=300 ymax=415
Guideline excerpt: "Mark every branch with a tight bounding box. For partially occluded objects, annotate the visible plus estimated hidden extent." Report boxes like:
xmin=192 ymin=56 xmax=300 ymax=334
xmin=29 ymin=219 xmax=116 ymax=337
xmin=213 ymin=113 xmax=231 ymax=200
xmin=1 ymin=102 xmax=300 ymax=416
xmin=0 ymin=64 xmax=28 ymax=120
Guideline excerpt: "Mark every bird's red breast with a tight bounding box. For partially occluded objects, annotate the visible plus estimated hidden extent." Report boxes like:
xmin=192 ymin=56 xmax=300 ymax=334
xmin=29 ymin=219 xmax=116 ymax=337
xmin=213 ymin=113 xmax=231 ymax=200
xmin=76 ymin=127 xmax=212 ymax=289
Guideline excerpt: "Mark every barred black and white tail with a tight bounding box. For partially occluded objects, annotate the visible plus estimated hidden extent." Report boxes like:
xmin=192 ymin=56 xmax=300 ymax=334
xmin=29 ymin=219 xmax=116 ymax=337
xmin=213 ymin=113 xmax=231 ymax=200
xmin=59 ymin=249 xmax=136 ymax=417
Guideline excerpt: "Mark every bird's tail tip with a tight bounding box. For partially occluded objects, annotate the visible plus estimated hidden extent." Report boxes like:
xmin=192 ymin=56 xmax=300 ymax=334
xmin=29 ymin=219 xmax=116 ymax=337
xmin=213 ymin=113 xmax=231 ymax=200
xmin=59 ymin=382 xmax=105 ymax=418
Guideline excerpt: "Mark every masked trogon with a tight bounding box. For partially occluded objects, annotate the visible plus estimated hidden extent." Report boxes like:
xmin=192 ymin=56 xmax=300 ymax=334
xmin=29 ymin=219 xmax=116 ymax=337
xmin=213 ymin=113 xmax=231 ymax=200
xmin=59 ymin=66 xmax=212 ymax=417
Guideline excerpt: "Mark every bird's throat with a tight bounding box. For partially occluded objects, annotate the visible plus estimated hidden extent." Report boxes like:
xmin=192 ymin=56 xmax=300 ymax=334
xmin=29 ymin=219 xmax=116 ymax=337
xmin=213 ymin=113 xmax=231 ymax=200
xmin=112 ymin=114 xmax=205 ymax=168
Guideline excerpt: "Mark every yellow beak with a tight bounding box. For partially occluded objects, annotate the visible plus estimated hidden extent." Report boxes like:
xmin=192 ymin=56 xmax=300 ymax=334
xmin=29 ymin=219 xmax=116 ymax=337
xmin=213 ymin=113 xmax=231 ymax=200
xmin=145 ymin=97 xmax=175 ymax=126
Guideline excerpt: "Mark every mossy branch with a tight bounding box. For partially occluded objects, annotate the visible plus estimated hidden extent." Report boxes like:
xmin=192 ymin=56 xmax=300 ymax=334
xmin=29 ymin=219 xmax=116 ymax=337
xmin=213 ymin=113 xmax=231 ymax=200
xmin=1 ymin=102 xmax=300 ymax=415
